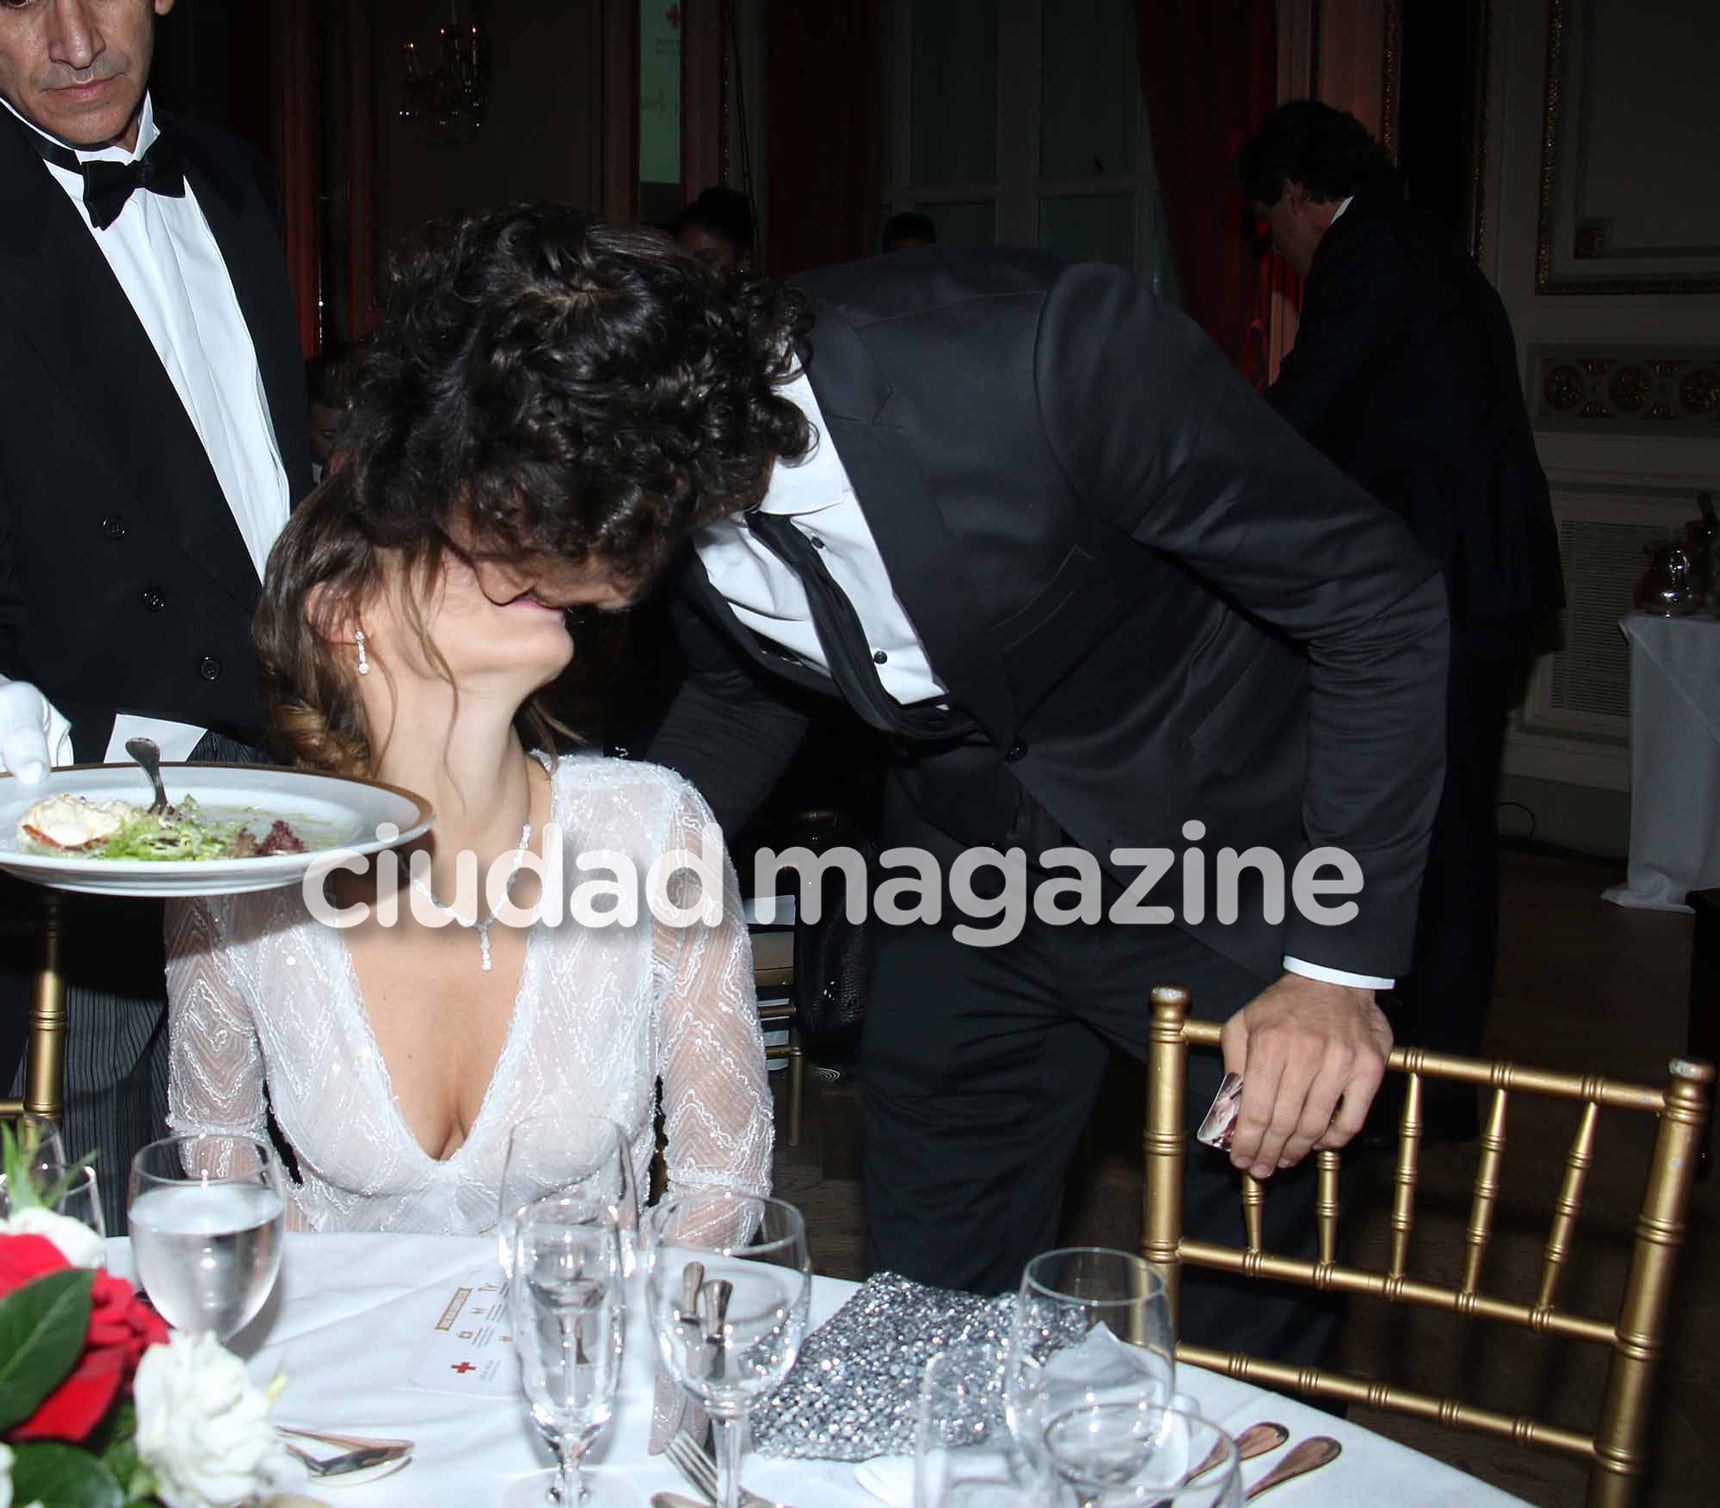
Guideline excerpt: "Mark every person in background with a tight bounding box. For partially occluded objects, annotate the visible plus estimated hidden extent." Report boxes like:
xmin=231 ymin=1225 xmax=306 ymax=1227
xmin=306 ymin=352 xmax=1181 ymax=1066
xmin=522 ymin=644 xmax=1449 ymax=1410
xmin=881 ymin=210 xmax=936 ymax=253
xmin=674 ymin=185 xmax=755 ymax=275
xmin=1239 ymin=101 xmax=1563 ymax=1141
xmin=0 ymin=0 xmax=312 ymax=1227
xmin=305 ymin=345 xmax=352 ymax=485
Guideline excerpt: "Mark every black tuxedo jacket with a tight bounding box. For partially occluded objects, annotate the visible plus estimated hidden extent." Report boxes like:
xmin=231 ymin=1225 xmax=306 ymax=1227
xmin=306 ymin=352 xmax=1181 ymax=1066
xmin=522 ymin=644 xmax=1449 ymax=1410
xmin=1266 ymin=194 xmax=1563 ymax=628
xmin=649 ymin=250 xmax=1450 ymax=982
xmin=0 ymin=108 xmax=313 ymax=760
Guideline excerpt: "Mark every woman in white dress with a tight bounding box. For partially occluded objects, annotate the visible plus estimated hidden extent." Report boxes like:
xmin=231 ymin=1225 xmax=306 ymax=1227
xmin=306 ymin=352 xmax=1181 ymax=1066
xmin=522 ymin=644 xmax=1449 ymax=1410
xmin=163 ymin=217 xmax=780 ymax=1233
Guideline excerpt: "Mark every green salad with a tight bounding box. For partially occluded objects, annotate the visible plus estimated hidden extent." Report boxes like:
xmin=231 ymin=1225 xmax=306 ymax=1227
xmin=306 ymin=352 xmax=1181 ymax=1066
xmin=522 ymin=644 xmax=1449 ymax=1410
xmin=18 ymin=793 xmax=309 ymax=861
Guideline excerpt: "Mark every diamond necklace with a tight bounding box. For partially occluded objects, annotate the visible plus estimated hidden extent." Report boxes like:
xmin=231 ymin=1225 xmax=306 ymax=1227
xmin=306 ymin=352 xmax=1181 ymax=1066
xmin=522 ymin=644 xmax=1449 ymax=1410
xmin=400 ymin=820 xmax=534 ymax=973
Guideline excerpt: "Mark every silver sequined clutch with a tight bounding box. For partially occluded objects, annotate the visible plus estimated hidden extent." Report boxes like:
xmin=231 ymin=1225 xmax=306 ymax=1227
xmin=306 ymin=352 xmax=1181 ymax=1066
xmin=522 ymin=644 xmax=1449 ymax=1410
xmin=750 ymin=1271 xmax=1015 ymax=1461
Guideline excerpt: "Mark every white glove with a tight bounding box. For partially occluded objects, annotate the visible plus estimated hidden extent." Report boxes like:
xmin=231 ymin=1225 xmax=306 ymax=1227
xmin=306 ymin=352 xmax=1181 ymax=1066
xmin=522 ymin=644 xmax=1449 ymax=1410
xmin=0 ymin=678 xmax=74 ymax=784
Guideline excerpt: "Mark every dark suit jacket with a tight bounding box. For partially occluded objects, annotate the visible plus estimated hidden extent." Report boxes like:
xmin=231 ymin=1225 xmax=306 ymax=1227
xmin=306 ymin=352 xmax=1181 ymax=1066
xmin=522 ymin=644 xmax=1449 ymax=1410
xmin=0 ymin=107 xmax=313 ymax=760
xmin=649 ymin=250 xmax=1450 ymax=982
xmin=1266 ymin=194 xmax=1563 ymax=628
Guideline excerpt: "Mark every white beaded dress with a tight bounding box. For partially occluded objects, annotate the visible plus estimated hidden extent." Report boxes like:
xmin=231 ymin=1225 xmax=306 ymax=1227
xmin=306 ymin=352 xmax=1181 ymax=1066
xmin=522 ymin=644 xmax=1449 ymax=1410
xmin=164 ymin=756 xmax=772 ymax=1232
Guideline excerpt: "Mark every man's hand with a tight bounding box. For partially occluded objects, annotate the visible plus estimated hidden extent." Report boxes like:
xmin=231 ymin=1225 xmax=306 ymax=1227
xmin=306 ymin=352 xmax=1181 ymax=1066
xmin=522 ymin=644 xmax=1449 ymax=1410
xmin=0 ymin=679 xmax=74 ymax=784
xmin=1219 ymin=973 xmax=1393 ymax=1179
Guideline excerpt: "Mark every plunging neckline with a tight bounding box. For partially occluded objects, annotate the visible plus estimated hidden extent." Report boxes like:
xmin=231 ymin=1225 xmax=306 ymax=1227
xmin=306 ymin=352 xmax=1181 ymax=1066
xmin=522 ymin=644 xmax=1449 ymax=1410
xmin=318 ymin=760 xmax=558 ymax=1168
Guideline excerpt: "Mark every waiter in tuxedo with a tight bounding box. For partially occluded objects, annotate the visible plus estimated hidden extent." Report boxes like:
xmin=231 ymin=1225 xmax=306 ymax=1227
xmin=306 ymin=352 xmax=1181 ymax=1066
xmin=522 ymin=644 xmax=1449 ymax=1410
xmin=0 ymin=0 xmax=312 ymax=1223
xmin=1240 ymin=102 xmax=1564 ymax=1139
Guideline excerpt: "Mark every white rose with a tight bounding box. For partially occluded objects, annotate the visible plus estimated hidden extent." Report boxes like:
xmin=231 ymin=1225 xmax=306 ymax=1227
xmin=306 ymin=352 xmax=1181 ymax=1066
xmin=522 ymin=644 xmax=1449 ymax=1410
xmin=134 ymin=1332 xmax=287 ymax=1508
xmin=0 ymin=1207 xmax=105 ymax=1268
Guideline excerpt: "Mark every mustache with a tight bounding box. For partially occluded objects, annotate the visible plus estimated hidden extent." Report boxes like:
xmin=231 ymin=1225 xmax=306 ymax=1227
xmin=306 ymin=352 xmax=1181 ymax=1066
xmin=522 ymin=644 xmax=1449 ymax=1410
xmin=37 ymin=56 xmax=129 ymax=90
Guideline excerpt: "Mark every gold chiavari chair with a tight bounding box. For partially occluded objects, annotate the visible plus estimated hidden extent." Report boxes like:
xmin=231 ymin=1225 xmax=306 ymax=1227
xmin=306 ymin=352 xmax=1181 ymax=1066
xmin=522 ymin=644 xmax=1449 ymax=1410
xmin=1142 ymin=984 xmax=1713 ymax=1508
xmin=0 ymin=888 xmax=68 ymax=1123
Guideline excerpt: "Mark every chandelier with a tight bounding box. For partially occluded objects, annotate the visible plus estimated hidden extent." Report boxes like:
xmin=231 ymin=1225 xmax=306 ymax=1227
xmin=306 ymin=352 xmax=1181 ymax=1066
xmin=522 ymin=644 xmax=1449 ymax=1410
xmin=400 ymin=3 xmax=486 ymax=147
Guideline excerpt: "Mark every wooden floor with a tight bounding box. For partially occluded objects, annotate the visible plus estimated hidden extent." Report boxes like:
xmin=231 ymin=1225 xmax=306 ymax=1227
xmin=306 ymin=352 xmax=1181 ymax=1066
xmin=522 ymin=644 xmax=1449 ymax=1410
xmin=768 ymin=846 xmax=1713 ymax=1505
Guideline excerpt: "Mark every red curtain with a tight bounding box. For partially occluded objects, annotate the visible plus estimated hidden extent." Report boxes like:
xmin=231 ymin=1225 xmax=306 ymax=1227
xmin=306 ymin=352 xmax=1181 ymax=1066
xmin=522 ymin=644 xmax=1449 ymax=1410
xmin=764 ymin=0 xmax=882 ymax=275
xmin=1137 ymin=0 xmax=1277 ymax=385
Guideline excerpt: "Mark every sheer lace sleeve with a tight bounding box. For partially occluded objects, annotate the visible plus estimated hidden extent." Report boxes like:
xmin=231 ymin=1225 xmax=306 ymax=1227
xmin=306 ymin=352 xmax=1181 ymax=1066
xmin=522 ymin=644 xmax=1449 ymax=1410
xmin=652 ymin=779 xmax=774 ymax=1199
xmin=163 ymin=896 xmax=268 ymax=1143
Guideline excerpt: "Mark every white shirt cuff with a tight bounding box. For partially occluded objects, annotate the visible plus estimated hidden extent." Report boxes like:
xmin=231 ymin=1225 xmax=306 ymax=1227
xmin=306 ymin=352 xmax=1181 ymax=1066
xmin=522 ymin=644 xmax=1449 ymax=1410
xmin=1282 ymin=956 xmax=1393 ymax=991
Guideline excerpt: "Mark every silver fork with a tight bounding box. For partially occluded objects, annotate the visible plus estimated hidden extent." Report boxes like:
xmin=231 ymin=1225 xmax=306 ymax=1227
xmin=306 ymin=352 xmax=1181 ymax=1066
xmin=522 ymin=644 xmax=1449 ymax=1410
xmin=280 ymin=1438 xmax=411 ymax=1478
xmin=663 ymin=1428 xmax=787 ymax=1508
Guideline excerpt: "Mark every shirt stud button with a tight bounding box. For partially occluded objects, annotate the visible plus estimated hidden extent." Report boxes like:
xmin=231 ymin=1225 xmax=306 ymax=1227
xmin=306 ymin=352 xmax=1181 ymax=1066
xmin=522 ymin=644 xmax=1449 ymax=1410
xmin=808 ymin=535 xmax=826 ymax=549
xmin=872 ymin=649 xmax=888 ymax=665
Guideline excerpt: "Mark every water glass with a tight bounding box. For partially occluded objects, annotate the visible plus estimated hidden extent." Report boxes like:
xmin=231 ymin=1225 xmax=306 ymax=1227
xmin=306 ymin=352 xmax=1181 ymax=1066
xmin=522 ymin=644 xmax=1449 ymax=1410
xmin=504 ymin=1200 xmax=630 ymax=1507
xmin=127 ymin=1134 xmax=285 ymax=1339
xmin=499 ymin=1115 xmax=638 ymax=1279
xmin=1006 ymin=1249 xmax=1174 ymax=1474
xmin=643 ymin=1189 xmax=811 ymax=1508
xmin=1040 ymin=1403 xmax=1240 ymax=1506
xmin=915 ymin=1345 xmax=1042 ymax=1508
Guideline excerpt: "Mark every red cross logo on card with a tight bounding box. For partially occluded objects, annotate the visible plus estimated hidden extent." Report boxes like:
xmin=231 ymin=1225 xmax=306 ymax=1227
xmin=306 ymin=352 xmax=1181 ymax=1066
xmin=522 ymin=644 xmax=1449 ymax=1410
xmin=452 ymin=1361 xmax=478 ymax=1374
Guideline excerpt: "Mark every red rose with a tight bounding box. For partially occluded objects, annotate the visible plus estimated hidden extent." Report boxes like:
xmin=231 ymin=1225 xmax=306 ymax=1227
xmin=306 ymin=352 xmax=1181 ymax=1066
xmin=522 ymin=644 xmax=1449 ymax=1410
xmin=0 ymin=1233 xmax=169 ymax=1444
xmin=0 ymin=1231 xmax=66 ymax=1296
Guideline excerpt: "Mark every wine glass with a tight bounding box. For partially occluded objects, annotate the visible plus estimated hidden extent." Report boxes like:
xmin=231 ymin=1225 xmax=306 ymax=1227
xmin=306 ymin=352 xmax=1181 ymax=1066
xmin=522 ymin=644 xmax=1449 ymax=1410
xmin=127 ymin=1134 xmax=285 ymax=1339
xmin=503 ymin=1199 xmax=632 ymax=1508
xmin=915 ymin=1345 xmax=1043 ymax=1507
xmin=643 ymin=1189 xmax=811 ymax=1508
xmin=499 ymin=1115 xmax=638 ymax=1279
xmin=1040 ymin=1402 xmax=1240 ymax=1506
xmin=1005 ymin=1249 xmax=1174 ymax=1477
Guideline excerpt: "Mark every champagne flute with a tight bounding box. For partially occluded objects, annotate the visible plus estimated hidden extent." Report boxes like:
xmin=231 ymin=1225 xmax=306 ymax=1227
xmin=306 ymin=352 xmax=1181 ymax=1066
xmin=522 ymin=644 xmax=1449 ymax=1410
xmin=916 ymin=1345 xmax=1042 ymax=1507
xmin=1040 ymin=1402 xmax=1240 ymax=1506
xmin=499 ymin=1115 xmax=638 ymax=1279
xmin=127 ymin=1134 xmax=285 ymax=1339
xmin=504 ymin=1199 xmax=631 ymax=1507
xmin=1005 ymin=1249 xmax=1174 ymax=1477
xmin=643 ymin=1189 xmax=811 ymax=1508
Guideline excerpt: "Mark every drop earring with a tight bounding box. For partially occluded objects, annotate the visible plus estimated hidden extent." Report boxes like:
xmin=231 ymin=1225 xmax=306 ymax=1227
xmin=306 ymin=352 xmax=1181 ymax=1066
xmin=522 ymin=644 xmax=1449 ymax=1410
xmin=355 ymin=628 xmax=370 ymax=676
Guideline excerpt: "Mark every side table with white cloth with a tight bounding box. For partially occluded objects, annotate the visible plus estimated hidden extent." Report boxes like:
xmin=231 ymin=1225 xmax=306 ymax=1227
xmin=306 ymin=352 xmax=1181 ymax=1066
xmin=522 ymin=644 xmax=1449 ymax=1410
xmin=106 ymin=1233 xmax=1529 ymax=1508
xmin=1604 ymin=612 xmax=1720 ymax=912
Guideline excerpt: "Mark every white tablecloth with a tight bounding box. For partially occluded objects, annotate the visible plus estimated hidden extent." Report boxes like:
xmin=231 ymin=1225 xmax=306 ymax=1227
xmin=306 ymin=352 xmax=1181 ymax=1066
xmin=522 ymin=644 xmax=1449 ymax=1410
xmin=106 ymin=1234 xmax=1525 ymax=1507
xmin=1605 ymin=612 xmax=1720 ymax=912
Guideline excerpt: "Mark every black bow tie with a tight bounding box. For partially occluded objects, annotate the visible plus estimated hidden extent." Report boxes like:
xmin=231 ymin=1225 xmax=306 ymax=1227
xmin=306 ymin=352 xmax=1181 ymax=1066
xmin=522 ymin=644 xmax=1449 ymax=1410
xmin=30 ymin=129 xmax=187 ymax=230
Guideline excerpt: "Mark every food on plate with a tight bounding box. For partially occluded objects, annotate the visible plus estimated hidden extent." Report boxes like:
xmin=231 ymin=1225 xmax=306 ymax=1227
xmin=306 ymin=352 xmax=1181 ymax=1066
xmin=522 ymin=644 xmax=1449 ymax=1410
xmin=19 ymin=794 xmax=134 ymax=850
xmin=17 ymin=793 xmax=310 ymax=861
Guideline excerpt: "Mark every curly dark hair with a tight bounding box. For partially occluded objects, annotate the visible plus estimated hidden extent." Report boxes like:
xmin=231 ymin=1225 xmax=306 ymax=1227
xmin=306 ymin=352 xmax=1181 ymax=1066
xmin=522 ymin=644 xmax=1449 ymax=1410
xmin=1236 ymin=100 xmax=1397 ymax=206
xmin=338 ymin=202 xmax=812 ymax=584
xmin=254 ymin=204 xmax=812 ymax=774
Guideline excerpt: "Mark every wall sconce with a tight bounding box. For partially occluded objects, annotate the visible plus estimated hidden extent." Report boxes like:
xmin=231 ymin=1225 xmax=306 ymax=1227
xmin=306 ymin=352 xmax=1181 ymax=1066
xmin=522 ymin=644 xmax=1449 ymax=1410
xmin=400 ymin=3 xmax=487 ymax=147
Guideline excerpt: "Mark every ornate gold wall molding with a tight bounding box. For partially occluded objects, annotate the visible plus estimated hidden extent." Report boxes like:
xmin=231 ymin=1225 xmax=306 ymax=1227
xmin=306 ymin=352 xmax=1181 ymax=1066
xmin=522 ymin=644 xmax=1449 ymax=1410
xmin=1532 ymin=346 xmax=1720 ymax=427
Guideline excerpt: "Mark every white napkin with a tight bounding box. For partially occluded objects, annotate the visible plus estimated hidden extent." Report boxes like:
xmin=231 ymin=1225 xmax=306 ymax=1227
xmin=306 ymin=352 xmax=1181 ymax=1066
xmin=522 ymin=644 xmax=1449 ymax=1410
xmin=852 ymin=1456 xmax=913 ymax=1508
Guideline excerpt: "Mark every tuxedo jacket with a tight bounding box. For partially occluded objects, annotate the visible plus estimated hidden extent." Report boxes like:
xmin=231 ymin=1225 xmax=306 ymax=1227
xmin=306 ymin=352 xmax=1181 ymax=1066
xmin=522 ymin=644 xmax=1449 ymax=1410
xmin=649 ymin=250 xmax=1450 ymax=982
xmin=0 ymin=108 xmax=313 ymax=761
xmin=1266 ymin=194 xmax=1563 ymax=630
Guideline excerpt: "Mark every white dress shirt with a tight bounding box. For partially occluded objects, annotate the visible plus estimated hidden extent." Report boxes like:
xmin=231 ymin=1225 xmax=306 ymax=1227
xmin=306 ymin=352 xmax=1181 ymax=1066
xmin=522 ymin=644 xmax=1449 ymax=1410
xmin=694 ymin=371 xmax=947 ymax=704
xmin=3 ymin=94 xmax=291 ymax=764
xmin=694 ymin=374 xmax=1389 ymax=989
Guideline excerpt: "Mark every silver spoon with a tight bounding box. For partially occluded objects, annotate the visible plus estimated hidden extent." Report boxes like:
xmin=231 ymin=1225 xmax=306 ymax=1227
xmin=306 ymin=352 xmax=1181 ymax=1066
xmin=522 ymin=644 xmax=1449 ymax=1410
xmin=1245 ymin=1435 xmax=1342 ymax=1500
xmin=123 ymin=736 xmax=175 ymax=817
